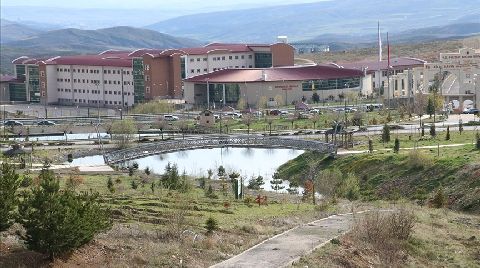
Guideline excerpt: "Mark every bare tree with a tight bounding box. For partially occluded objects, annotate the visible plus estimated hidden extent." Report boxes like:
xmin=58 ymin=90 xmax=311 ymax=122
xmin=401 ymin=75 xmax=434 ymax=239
xmin=154 ymin=117 xmax=168 ymax=140
xmin=414 ymin=93 xmax=428 ymax=127
xmin=242 ymin=114 xmax=253 ymax=135
xmin=111 ymin=119 xmax=138 ymax=149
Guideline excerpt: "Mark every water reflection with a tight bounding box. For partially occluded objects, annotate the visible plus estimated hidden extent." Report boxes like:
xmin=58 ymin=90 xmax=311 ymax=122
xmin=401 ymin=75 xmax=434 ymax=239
xmin=68 ymin=147 xmax=304 ymax=190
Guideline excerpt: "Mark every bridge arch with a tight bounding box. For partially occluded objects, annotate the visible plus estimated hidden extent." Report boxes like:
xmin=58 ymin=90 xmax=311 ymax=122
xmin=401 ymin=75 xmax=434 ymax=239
xmin=103 ymin=136 xmax=336 ymax=165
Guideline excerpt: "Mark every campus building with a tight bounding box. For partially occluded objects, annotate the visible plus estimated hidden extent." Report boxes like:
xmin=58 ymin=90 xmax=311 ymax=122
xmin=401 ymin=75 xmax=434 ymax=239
xmin=389 ymin=48 xmax=480 ymax=111
xmin=334 ymin=57 xmax=426 ymax=99
xmin=181 ymin=43 xmax=294 ymax=78
xmin=9 ymin=43 xmax=294 ymax=107
xmin=12 ymin=49 xmax=184 ymax=107
xmin=183 ymin=65 xmax=364 ymax=108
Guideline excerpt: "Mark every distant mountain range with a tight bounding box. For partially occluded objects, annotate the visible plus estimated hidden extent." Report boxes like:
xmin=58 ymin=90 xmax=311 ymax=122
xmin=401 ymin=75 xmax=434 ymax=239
xmin=300 ymin=23 xmax=480 ymax=50
xmin=0 ymin=24 xmax=202 ymax=74
xmin=146 ymin=0 xmax=480 ymax=43
xmin=1 ymin=19 xmax=46 ymax=43
xmin=3 ymin=25 xmax=202 ymax=51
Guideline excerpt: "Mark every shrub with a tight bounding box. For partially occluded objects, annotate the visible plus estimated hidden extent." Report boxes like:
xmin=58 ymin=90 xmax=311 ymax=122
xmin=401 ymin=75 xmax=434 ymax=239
xmin=20 ymin=175 xmax=33 ymax=188
xmin=205 ymin=217 xmax=219 ymax=234
xmin=18 ymin=166 xmax=111 ymax=260
xmin=205 ymin=185 xmax=218 ymax=199
xmin=354 ymin=209 xmax=415 ymax=263
xmin=0 ymin=163 xmax=21 ymax=232
xmin=338 ymin=173 xmax=360 ymax=201
xmin=430 ymin=187 xmax=446 ymax=208
xmin=407 ymin=150 xmax=432 ymax=169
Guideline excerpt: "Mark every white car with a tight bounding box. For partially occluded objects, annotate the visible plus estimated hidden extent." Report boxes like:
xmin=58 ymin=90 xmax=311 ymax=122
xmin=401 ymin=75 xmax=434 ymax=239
xmin=164 ymin=114 xmax=179 ymax=121
xmin=224 ymin=112 xmax=242 ymax=118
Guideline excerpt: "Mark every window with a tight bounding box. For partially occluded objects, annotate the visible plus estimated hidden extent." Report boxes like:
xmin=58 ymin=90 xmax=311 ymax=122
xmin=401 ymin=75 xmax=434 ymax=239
xmin=222 ymin=56 xmax=225 ymax=60
xmin=241 ymin=55 xmax=244 ymax=59
xmin=213 ymin=58 xmax=216 ymax=61
xmin=204 ymin=68 xmax=208 ymax=72
xmin=145 ymin=64 xmax=150 ymax=71
xmin=109 ymin=80 xmax=112 ymax=84
xmin=229 ymin=56 xmax=233 ymax=60
xmin=197 ymin=69 xmax=200 ymax=73
xmin=248 ymin=55 xmax=252 ymax=59
xmin=203 ymin=58 xmax=207 ymax=61
xmin=249 ymin=65 xmax=252 ymax=68
xmin=235 ymin=56 xmax=239 ymax=59
xmin=104 ymin=70 xmax=107 ymax=74
xmin=190 ymin=58 xmax=194 ymax=62
xmin=104 ymin=80 xmax=107 ymax=84
xmin=108 ymin=70 xmax=111 ymax=74
xmin=191 ymin=69 xmax=195 ymax=73
xmin=145 ymin=75 xmax=150 ymax=81
xmin=40 ymin=71 xmax=45 ymax=77
xmin=197 ymin=58 xmax=201 ymax=62
xmin=82 ymin=69 xmax=85 ymax=73
xmin=146 ymin=86 xmax=150 ymax=93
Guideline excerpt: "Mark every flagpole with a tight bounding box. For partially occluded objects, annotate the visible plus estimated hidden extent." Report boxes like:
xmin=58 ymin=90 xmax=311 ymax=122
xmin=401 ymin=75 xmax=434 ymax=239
xmin=387 ymin=32 xmax=391 ymax=109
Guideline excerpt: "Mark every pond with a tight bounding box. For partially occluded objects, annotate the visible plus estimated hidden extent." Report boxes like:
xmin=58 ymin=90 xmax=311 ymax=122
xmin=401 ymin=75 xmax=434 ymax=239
xmin=69 ymin=148 xmax=304 ymax=191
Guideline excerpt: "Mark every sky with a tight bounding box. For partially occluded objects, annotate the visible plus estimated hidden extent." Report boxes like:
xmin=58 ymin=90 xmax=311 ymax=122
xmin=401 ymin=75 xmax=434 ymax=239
xmin=1 ymin=0 xmax=322 ymax=10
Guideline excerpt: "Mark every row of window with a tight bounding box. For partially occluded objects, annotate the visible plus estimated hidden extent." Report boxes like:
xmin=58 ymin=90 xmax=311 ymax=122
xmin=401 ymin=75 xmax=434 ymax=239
xmin=72 ymin=99 xmax=127 ymax=105
xmin=56 ymin=68 xmax=130 ymax=75
xmin=189 ymin=54 xmax=253 ymax=63
xmin=56 ymin=78 xmax=132 ymax=85
xmin=57 ymin=88 xmax=132 ymax=96
xmin=189 ymin=65 xmax=253 ymax=74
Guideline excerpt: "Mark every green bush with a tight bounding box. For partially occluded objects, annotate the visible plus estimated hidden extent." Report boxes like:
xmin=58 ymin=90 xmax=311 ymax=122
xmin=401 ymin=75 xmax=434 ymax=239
xmin=431 ymin=187 xmax=446 ymax=208
xmin=205 ymin=217 xmax=218 ymax=234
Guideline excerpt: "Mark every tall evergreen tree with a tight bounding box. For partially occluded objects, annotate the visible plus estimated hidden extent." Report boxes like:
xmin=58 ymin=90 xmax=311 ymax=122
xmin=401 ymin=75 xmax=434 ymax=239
xmin=382 ymin=124 xmax=391 ymax=143
xmin=426 ymin=97 xmax=435 ymax=118
xmin=18 ymin=166 xmax=111 ymax=260
xmin=394 ymin=138 xmax=400 ymax=153
xmin=445 ymin=126 xmax=450 ymax=140
xmin=0 ymin=163 xmax=21 ymax=232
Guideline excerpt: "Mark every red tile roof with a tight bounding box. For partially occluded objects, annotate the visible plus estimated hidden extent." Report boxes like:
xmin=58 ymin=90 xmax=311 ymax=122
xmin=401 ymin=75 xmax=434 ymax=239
xmin=39 ymin=54 xmax=133 ymax=67
xmin=334 ymin=57 xmax=426 ymax=73
xmin=185 ymin=65 xmax=364 ymax=83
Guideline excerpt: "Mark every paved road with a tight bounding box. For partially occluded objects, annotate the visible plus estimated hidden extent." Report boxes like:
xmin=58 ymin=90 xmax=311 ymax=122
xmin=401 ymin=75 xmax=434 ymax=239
xmin=211 ymin=212 xmax=366 ymax=268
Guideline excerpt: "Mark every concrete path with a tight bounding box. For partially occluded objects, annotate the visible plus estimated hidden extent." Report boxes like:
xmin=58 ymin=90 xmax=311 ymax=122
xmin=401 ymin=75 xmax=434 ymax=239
xmin=211 ymin=212 xmax=365 ymax=268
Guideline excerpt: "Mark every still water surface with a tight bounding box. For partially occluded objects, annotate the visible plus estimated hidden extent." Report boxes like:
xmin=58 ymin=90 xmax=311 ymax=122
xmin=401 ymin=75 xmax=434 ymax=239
xmin=69 ymin=148 xmax=304 ymax=190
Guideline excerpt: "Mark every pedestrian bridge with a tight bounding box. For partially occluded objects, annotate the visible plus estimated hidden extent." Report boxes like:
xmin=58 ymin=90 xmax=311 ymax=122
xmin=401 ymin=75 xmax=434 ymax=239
xmin=103 ymin=135 xmax=336 ymax=164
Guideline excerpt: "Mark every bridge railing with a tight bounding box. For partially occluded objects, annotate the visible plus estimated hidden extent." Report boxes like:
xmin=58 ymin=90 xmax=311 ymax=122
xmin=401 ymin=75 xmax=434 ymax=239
xmin=103 ymin=135 xmax=336 ymax=164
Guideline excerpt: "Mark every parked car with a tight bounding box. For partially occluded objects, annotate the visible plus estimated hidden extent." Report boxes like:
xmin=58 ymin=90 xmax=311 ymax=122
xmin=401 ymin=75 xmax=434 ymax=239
xmin=164 ymin=114 xmax=179 ymax=121
xmin=37 ymin=120 xmax=56 ymax=126
xmin=269 ymin=109 xmax=281 ymax=116
xmin=280 ymin=110 xmax=289 ymax=115
xmin=4 ymin=120 xmax=23 ymax=126
xmin=462 ymin=108 xmax=479 ymax=115
xmin=224 ymin=112 xmax=242 ymax=118
xmin=309 ymin=108 xmax=321 ymax=114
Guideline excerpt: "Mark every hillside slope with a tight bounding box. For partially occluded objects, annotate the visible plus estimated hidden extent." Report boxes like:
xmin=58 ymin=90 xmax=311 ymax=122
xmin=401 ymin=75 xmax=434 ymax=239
xmin=0 ymin=19 xmax=44 ymax=43
xmin=146 ymin=0 xmax=480 ymax=42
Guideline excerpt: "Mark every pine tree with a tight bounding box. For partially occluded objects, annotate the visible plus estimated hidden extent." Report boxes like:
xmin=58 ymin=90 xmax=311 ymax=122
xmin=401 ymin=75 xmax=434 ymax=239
xmin=0 ymin=163 xmax=21 ymax=232
xmin=394 ymin=138 xmax=400 ymax=153
xmin=426 ymin=97 xmax=435 ymax=118
xmin=445 ymin=126 xmax=450 ymax=141
xmin=476 ymin=132 xmax=480 ymax=150
xmin=18 ymin=166 xmax=111 ymax=260
xmin=430 ymin=124 xmax=436 ymax=137
xmin=382 ymin=124 xmax=391 ymax=143
xmin=368 ymin=138 xmax=374 ymax=153
xmin=205 ymin=217 xmax=218 ymax=234
xmin=107 ymin=177 xmax=115 ymax=193
xmin=270 ymin=172 xmax=285 ymax=192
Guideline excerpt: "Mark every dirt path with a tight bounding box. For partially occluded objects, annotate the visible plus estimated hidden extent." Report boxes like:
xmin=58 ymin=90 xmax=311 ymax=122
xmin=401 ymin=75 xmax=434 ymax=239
xmin=211 ymin=211 xmax=366 ymax=268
